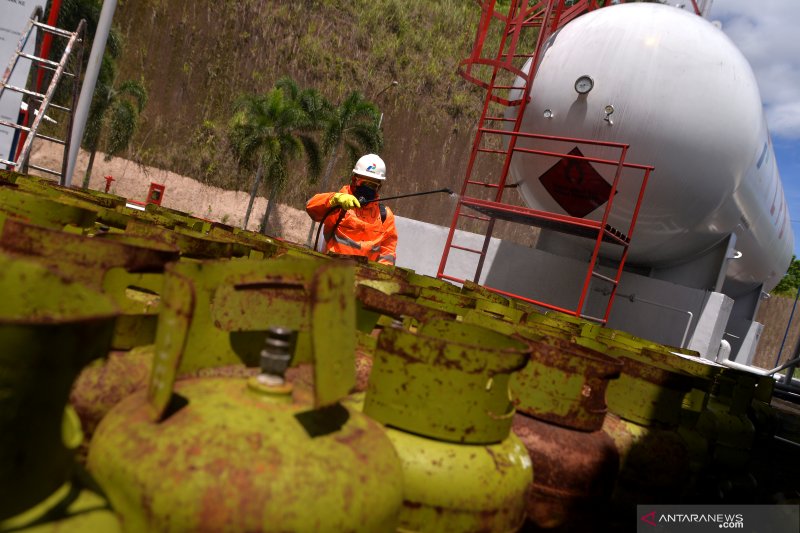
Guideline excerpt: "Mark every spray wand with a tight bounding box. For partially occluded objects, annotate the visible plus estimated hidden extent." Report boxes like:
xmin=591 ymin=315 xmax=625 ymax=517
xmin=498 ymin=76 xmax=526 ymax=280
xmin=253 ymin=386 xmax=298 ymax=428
xmin=358 ymin=187 xmax=454 ymax=206
xmin=313 ymin=187 xmax=455 ymax=251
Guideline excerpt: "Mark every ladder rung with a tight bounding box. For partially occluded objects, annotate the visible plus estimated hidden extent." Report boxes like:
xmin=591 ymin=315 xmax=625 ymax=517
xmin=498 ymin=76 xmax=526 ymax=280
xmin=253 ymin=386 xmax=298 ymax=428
xmin=0 ymin=119 xmax=30 ymax=132
xmin=450 ymin=244 xmax=484 ymax=255
xmin=27 ymin=163 xmax=62 ymax=177
xmin=439 ymin=273 xmax=465 ymax=285
xmin=48 ymin=102 xmax=71 ymax=113
xmin=484 ymin=116 xmax=515 ymax=122
xmin=33 ymin=64 xmax=75 ymax=78
xmin=32 ymin=21 xmax=75 ymax=38
xmin=579 ymin=314 xmax=607 ymax=324
xmin=591 ymin=272 xmax=617 ymax=284
xmin=33 ymin=132 xmax=65 ymax=145
xmin=26 ymin=96 xmax=71 ymax=113
xmin=0 ymin=83 xmax=45 ymax=100
xmin=18 ymin=52 xmax=61 ymax=69
xmin=0 ymin=159 xmax=17 ymax=168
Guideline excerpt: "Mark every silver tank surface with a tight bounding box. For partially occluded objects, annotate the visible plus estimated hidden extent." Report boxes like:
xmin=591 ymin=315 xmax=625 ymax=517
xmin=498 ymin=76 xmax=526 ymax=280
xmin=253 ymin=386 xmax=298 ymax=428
xmin=508 ymin=3 xmax=793 ymax=292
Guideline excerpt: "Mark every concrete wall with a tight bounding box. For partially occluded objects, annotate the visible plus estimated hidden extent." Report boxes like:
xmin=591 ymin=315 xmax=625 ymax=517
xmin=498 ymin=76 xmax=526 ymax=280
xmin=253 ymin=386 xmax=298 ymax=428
xmin=394 ymin=215 xmax=731 ymax=357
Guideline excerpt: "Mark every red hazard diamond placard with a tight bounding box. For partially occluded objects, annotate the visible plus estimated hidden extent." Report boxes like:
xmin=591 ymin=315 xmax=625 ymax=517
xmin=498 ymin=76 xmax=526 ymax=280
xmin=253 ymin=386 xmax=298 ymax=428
xmin=538 ymin=146 xmax=614 ymax=218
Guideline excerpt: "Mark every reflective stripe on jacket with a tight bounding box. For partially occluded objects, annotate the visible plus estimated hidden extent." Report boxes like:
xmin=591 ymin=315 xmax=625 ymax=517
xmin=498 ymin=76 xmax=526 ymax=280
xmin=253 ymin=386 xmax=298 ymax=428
xmin=306 ymin=185 xmax=397 ymax=265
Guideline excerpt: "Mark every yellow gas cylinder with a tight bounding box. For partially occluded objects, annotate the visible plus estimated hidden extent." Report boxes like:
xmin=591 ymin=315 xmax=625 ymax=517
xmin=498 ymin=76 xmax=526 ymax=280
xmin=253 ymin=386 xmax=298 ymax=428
xmin=88 ymin=327 xmax=404 ymax=532
xmin=700 ymin=368 xmax=758 ymax=471
xmin=364 ymin=319 xmax=533 ymax=533
xmin=0 ymin=251 xmax=122 ymax=531
xmin=637 ymin=347 xmax=723 ymax=480
xmin=87 ymin=259 xmax=405 ymax=532
xmin=579 ymin=338 xmax=696 ymax=505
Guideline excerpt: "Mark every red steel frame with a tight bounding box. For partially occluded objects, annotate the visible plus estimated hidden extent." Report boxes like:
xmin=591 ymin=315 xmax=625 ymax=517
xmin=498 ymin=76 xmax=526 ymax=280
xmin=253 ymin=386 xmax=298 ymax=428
xmin=436 ymin=0 xmax=672 ymax=323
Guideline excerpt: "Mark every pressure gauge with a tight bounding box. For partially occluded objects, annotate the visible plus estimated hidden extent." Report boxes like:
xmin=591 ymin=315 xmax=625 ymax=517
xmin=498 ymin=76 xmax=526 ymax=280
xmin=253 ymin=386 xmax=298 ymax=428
xmin=574 ymin=75 xmax=594 ymax=95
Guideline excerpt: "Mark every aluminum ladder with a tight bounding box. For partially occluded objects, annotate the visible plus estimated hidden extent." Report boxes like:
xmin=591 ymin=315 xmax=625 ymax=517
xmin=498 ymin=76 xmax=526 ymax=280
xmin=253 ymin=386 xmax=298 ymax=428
xmin=0 ymin=7 xmax=86 ymax=184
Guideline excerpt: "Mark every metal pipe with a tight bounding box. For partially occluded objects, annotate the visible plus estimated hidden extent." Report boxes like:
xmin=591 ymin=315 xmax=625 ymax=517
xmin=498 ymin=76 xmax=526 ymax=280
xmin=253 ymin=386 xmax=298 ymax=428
xmin=64 ymin=0 xmax=118 ymax=187
xmin=767 ymin=355 xmax=800 ymax=377
xmin=778 ymin=333 xmax=800 ymax=385
xmin=596 ymin=289 xmax=694 ymax=348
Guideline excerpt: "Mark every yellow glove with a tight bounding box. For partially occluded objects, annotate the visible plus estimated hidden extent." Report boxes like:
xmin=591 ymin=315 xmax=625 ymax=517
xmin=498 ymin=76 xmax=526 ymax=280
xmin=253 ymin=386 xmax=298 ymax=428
xmin=329 ymin=192 xmax=361 ymax=210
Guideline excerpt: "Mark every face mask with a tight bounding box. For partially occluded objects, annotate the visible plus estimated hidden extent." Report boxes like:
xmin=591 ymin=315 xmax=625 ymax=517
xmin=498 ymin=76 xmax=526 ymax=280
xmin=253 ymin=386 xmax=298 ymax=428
xmin=354 ymin=184 xmax=378 ymax=202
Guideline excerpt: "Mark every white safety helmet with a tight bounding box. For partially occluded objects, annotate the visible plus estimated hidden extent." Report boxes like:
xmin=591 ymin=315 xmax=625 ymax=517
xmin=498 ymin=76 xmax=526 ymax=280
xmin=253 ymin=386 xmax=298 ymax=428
xmin=352 ymin=154 xmax=387 ymax=182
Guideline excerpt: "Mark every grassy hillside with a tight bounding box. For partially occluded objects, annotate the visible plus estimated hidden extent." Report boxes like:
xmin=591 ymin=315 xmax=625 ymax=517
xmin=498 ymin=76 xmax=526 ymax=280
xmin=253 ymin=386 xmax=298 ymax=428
xmin=111 ymin=0 xmax=526 ymax=233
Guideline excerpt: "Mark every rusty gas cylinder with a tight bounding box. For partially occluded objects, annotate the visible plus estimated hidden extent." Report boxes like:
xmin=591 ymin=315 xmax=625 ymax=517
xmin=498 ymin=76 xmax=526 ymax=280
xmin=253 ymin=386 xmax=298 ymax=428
xmin=585 ymin=339 xmax=695 ymax=505
xmin=0 ymin=251 xmax=122 ymax=531
xmin=523 ymin=311 xmax=582 ymax=338
xmin=637 ymin=347 xmax=723 ymax=477
xmin=511 ymin=338 xmax=622 ymax=529
xmin=364 ymin=319 xmax=532 ymax=532
xmin=700 ymin=368 xmax=758 ymax=471
xmin=0 ymin=185 xmax=98 ymax=230
xmin=88 ymin=327 xmax=404 ymax=532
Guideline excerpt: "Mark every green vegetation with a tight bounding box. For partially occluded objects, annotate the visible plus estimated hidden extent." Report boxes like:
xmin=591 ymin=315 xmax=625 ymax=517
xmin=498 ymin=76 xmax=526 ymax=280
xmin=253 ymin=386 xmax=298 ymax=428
xmin=228 ymin=77 xmax=325 ymax=233
xmin=229 ymin=76 xmax=384 ymax=234
xmin=306 ymin=90 xmax=383 ymax=244
xmin=81 ymin=78 xmax=147 ymax=188
xmin=112 ymin=0 xmax=483 ymax=216
xmin=773 ymin=256 xmax=800 ymax=297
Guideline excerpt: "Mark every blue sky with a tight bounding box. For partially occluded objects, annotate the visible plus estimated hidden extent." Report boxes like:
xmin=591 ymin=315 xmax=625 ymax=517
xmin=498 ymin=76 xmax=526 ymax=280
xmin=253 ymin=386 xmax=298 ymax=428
xmin=707 ymin=1 xmax=800 ymax=258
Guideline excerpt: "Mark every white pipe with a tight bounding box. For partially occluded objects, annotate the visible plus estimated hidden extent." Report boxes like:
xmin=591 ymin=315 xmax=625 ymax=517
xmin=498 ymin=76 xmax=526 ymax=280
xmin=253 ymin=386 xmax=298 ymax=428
xmin=717 ymin=357 xmax=770 ymax=376
xmin=64 ymin=0 xmax=118 ymax=187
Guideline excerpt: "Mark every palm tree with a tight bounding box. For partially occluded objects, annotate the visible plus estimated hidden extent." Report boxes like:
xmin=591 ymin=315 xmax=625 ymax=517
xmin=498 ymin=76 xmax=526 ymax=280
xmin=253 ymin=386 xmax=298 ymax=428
xmin=229 ymin=78 xmax=323 ymax=234
xmin=305 ymin=91 xmax=383 ymax=245
xmin=81 ymin=74 xmax=147 ymax=188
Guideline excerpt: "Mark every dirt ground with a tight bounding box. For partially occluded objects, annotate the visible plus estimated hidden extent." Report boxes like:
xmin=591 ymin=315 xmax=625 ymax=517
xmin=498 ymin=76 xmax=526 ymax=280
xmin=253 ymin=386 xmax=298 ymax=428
xmin=29 ymin=141 xmax=314 ymax=246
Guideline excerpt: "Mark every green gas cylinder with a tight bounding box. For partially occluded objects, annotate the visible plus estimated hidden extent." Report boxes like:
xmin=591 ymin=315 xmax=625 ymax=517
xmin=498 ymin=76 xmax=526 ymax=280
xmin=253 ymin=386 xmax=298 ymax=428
xmin=0 ymin=251 xmax=122 ymax=531
xmin=701 ymin=368 xmax=758 ymax=471
xmin=524 ymin=312 xmax=581 ymax=338
xmin=637 ymin=347 xmax=723 ymax=477
xmin=87 ymin=262 xmax=406 ymax=532
xmin=88 ymin=376 xmax=403 ymax=532
xmin=364 ymin=319 xmax=532 ymax=532
xmin=405 ymin=271 xmax=462 ymax=293
xmin=0 ymin=185 xmax=98 ymax=230
xmin=0 ymin=216 xmax=180 ymax=349
xmin=578 ymin=339 xmax=695 ymax=505
xmin=415 ymin=286 xmax=477 ymax=315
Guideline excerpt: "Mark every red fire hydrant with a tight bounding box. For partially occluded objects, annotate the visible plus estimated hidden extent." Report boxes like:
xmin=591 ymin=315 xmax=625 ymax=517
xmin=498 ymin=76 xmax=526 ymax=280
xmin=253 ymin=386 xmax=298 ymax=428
xmin=104 ymin=175 xmax=114 ymax=193
xmin=147 ymin=183 xmax=165 ymax=206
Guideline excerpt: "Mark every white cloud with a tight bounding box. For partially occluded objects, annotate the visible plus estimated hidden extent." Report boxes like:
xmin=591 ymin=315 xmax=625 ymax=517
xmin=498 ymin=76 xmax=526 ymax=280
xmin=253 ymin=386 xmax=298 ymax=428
xmin=766 ymin=101 xmax=800 ymax=139
xmin=709 ymin=0 xmax=800 ymax=138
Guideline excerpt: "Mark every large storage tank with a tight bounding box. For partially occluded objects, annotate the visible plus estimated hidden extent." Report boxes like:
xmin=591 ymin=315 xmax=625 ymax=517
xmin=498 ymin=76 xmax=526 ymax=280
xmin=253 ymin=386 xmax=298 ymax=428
xmin=508 ymin=3 xmax=793 ymax=292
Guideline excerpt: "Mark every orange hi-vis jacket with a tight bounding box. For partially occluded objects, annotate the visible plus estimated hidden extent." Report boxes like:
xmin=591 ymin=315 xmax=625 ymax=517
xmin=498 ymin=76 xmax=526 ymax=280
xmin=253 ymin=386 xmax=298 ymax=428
xmin=306 ymin=185 xmax=398 ymax=265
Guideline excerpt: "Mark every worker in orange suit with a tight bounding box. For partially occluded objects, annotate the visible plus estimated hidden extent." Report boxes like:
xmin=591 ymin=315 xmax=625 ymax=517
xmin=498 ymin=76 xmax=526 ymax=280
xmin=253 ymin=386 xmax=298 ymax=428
xmin=306 ymin=154 xmax=397 ymax=265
